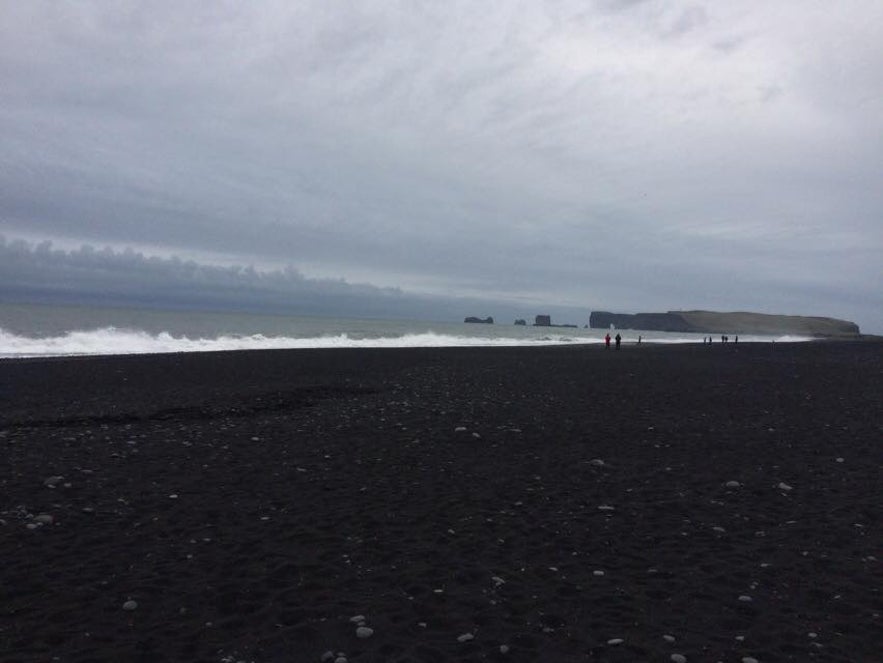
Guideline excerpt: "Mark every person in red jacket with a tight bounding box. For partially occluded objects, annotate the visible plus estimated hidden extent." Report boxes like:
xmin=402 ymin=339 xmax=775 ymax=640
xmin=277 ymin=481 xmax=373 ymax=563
xmin=605 ymin=333 xmax=611 ymax=349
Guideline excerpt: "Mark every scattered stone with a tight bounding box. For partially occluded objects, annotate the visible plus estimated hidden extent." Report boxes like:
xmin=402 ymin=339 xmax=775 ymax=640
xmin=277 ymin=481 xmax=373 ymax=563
xmin=44 ymin=476 xmax=64 ymax=488
xmin=725 ymin=480 xmax=741 ymax=488
xmin=454 ymin=427 xmax=467 ymax=433
xmin=457 ymin=633 xmax=474 ymax=643
xmin=499 ymin=644 xmax=510 ymax=654
xmin=598 ymin=505 xmax=615 ymax=511
xmin=607 ymin=638 xmax=624 ymax=645
xmin=122 ymin=600 xmax=138 ymax=611
xmin=34 ymin=514 xmax=54 ymax=525
xmin=593 ymin=570 xmax=605 ymax=576
xmin=777 ymin=482 xmax=793 ymax=492
xmin=349 ymin=615 xmax=366 ymax=624
xmin=835 ymin=457 xmax=844 ymax=463
xmin=738 ymin=595 xmax=753 ymax=602
xmin=671 ymin=655 xmax=687 ymax=663
xmin=355 ymin=626 xmax=373 ymax=639
xmin=808 ymin=632 xmax=818 ymax=639
xmin=335 ymin=657 xmax=348 ymax=663
xmin=589 ymin=459 xmax=606 ymax=467
xmin=663 ymin=634 xmax=676 ymax=643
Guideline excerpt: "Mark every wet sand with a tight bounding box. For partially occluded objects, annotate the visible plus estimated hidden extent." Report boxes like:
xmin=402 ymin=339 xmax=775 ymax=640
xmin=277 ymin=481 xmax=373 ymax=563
xmin=1 ymin=342 xmax=881 ymax=662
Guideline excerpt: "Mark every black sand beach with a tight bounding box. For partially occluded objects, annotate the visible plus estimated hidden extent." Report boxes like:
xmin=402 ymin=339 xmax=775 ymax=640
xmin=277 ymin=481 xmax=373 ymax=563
xmin=1 ymin=342 xmax=881 ymax=662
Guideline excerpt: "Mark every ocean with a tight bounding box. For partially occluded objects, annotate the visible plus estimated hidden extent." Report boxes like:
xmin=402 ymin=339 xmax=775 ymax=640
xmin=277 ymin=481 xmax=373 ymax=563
xmin=0 ymin=302 xmax=813 ymax=358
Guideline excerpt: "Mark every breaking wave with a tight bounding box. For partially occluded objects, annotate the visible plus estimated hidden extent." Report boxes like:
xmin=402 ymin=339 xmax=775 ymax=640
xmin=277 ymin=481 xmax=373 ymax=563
xmin=0 ymin=327 xmax=596 ymax=358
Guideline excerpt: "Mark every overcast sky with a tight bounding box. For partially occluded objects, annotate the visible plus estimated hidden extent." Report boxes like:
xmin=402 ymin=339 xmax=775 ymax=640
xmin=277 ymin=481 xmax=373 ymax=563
xmin=2 ymin=1 xmax=881 ymax=331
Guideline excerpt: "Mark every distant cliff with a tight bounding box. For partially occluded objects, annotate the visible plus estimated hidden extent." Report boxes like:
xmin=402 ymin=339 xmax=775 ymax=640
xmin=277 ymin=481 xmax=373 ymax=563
xmin=589 ymin=311 xmax=860 ymax=337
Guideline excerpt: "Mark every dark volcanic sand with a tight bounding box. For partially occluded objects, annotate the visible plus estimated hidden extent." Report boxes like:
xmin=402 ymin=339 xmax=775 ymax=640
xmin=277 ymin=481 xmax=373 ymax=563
xmin=1 ymin=342 xmax=881 ymax=663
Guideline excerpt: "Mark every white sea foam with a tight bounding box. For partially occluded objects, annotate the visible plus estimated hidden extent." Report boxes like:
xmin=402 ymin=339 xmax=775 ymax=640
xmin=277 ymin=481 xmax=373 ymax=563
xmin=0 ymin=327 xmax=597 ymax=358
xmin=0 ymin=326 xmax=815 ymax=358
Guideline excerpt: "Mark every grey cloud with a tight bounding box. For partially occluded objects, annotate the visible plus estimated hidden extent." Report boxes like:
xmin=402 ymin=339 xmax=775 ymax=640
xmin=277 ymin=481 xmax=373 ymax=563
xmin=0 ymin=236 xmax=587 ymax=324
xmin=666 ymin=6 xmax=708 ymax=37
xmin=1 ymin=1 xmax=881 ymax=333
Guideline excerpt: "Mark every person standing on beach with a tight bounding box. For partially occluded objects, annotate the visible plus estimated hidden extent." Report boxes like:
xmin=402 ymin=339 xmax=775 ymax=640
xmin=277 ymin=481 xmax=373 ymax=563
xmin=605 ymin=333 xmax=611 ymax=349
xmin=615 ymin=333 xmax=621 ymax=350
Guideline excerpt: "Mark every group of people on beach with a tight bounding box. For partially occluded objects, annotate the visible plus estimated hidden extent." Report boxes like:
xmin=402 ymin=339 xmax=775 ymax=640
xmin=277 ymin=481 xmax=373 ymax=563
xmin=704 ymin=335 xmax=738 ymax=344
xmin=604 ymin=332 xmax=621 ymax=349
xmin=606 ymin=333 xmax=738 ymax=347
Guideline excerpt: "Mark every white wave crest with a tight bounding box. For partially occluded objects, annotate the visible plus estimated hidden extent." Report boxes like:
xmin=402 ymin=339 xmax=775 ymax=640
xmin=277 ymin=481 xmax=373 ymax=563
xmin=0 ymin=327 xmax=592 ymax=358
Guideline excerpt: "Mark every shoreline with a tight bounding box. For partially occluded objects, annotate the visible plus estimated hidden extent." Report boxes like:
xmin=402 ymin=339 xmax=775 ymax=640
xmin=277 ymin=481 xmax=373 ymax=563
xmin=1 ymin=334 xmax=864 ymax=363
xmin=2 ymin=342 xmax=881 ymax=662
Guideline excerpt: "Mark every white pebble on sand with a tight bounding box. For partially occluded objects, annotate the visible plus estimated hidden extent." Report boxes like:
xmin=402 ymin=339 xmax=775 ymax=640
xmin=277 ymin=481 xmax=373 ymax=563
xmin=835 ymin=457 xmax=844 ymax=463
xmin=454 ymin=427 xmax=467 ymax=433
xmin=738 ymin=595 xmax=753 ymax=602
xmin=671 ymin=655 xmax=687 ymax=663
xmin=607 ymin=638 xmax=624 ymax=645
xmin=777 ymin=482 xmax=793 ymax=491
xmin=122 ymin=600 xmax=138 ymax=611
xmin=589 ymin=459 xmax=606 ymax=467
xmin=349 ymin=615 xmax=366 ymax=624
xmin=725 ymin=480 xmax=741 ymax=488
xmin=499 ymin=644 xmax=510 ymax=654
xmin=334 ymin=657 xmax=348 ymax=663
xmin=457 ymin=633 xmax=474 ymax=643
xmin=44 ymin=475 xmax=64 ymax=488
xmin=663 ymin=635 xmax=676 ymax=643
xmin=598 ymin=505 xmax=615 ymax=511
xmin=355 ymin=626 xmax=373 ymax=638
xmin=593 ymin=570 xmax=605 ymax=576
xmin=34 ymin=514 xmax=54 ymax=525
